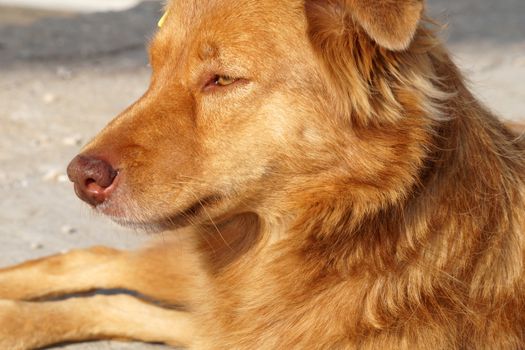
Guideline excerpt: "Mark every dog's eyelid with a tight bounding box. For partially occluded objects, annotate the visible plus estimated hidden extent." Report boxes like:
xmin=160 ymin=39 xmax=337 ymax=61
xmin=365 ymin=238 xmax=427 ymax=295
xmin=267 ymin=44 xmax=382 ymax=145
xmin=202 ymin=74 xmax=246 ymax=93
xmin=215 ymin=75 xmax=236 ymax=85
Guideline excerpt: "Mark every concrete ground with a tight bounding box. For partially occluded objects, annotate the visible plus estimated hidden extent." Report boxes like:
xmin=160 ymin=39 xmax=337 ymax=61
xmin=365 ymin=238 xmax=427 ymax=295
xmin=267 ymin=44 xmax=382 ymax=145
xmin=0 ymin=1 xmax=523 ymax=349
xmin=0 ymin=0 xmax=142 ymax=12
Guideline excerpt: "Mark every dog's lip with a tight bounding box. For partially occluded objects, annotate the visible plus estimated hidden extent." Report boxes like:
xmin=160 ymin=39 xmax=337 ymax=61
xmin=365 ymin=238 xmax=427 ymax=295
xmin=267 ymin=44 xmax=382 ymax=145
xmin=111 ymin=194 xmax=223 ymax=231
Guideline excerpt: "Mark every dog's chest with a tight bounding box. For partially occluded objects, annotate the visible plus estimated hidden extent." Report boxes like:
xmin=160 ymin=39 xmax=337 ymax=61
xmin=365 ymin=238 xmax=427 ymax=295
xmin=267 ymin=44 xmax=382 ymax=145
xmin=192 ymin=251 xmax=360 ymax=349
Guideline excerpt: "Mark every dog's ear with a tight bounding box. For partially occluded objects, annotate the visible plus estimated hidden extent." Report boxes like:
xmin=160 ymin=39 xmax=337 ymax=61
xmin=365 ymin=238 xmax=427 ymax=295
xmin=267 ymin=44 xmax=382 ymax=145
xmin=306 ymin=0 xmax=424 ymax=51
xmin=304 ymin=0 xmax=433 ymax=126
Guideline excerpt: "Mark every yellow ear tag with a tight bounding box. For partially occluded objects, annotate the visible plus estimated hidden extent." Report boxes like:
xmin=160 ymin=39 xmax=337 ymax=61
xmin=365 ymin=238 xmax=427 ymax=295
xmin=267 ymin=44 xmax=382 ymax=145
xmin=158 ymin=10 xmax=169 ymax=28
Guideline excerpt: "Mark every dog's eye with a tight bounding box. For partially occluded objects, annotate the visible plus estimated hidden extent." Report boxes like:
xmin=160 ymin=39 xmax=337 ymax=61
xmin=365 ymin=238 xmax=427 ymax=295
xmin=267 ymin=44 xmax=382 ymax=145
xmin=204 ymin=75 xmax=239 ymax=91
xmin=214 ymin=75 xmax=237 ymax=86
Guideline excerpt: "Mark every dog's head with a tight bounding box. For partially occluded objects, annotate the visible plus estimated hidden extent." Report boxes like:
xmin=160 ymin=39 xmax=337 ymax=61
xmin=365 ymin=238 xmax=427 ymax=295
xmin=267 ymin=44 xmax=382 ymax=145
xmin=68 ymin=0 xmax=440 ymax=231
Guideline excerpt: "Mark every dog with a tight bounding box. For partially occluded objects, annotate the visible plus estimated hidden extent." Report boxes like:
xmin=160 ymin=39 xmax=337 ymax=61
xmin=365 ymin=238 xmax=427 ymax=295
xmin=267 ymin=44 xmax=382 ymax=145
xmin=1 ymin=0 xmax=524 ymax=349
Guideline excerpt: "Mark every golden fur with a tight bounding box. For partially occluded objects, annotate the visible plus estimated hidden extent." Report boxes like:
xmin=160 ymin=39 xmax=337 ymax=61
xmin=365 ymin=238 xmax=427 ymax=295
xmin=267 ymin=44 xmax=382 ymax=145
xmin=0 ymin=0 xmax=524 ymax=349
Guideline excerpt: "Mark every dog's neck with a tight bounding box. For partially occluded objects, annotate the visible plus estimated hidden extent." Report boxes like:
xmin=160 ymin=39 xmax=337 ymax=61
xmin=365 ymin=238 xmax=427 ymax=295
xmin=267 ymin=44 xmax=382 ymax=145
xmin=288 ymin=92 xmax=525 ymax=283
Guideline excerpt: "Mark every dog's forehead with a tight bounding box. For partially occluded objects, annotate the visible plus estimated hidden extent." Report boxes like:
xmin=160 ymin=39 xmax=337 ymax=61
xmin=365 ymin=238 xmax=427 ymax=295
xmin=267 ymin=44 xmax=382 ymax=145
xmin=165 ymin=0 xmax=301 ymax=33
xmin=155 ymin=0 xmax=308 ymax=65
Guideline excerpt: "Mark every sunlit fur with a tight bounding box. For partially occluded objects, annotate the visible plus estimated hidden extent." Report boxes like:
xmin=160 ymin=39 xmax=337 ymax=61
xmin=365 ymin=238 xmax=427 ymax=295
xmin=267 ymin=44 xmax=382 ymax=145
xmin=86 ymin=0 xmax=525 ymax=348
xmin=1 ymin=0 xmax=524 ymax=349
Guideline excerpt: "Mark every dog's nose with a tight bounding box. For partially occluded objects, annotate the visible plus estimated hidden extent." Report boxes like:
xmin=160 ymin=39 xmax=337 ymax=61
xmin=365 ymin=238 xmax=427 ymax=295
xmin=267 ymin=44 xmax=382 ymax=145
xmin=67 ymin=155 xmax=118 ymax=206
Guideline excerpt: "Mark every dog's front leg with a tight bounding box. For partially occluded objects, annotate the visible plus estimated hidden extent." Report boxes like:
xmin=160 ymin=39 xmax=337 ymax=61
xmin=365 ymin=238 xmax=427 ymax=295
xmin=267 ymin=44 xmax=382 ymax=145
xmin=0 ymin=294 xmax=193 ymax=349
xmin=0 ymin=241 xmax=202 ymax=305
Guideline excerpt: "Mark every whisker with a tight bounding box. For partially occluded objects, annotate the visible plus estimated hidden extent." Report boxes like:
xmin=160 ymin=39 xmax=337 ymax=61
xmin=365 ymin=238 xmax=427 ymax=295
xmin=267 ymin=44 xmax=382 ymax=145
xmin=186 ymin=188 xmax=232 ymax=253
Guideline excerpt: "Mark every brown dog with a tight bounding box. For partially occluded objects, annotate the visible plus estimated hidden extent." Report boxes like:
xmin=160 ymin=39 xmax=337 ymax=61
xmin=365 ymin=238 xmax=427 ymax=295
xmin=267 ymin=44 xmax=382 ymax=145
xmin=1 ymin=0 xmax=524 ymax=349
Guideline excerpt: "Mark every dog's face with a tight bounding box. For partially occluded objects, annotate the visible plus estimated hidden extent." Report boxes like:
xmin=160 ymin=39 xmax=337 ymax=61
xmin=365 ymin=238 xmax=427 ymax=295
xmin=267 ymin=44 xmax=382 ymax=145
xmin=69 ymin=0 xmax=426 ymax=230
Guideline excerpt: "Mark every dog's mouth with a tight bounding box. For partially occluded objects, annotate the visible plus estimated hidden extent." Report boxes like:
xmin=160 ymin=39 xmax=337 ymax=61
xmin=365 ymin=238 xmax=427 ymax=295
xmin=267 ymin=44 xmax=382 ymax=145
xmin=111 ymin=194 xmax=223 ymax=232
